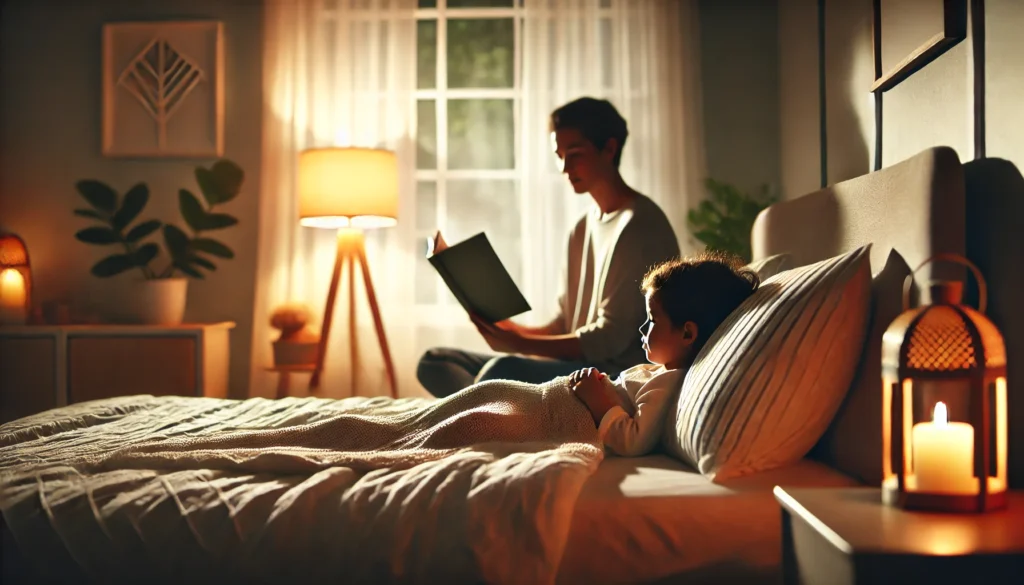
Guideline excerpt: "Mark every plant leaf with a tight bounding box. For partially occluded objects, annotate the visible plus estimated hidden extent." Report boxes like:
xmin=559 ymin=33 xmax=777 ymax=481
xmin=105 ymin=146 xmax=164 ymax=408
xmin=113 ymin=183 xmax=149 ymax=231
xmin=190 ymin=238 xmax=234 ymax=259
xmin=74 ymin=208 xmax=105 ymax=221
xmin=194 ymin=168 xmax=220 ymax=207
xmin=125 ymin=219 xmax=162 ymax=243
xmin=75 ymin=226 xmax=120 ymax=245
xmin=163 ymin=224 xmax=191 ymax=261
xmin=91 ymin=254 xmax=136 ymax=277
xmin=188 ymin=255 xmax=216 ymax=271
xmin=199 ymin=213 xmax=238 ymax=230
xmin=179 ymin=189 xmax=207 ymax=232
xmin=211 ymin=159 xmax=244 ymax=203
xmin=76 ymin=180 xmax=118 ymax=213
xmin=133 ymin=242 xmax=160 ymax=266
xmin=196 ymin=160 xmax=244 ymax=206
xmin=175 ymin=262 xmax=204 ymax=278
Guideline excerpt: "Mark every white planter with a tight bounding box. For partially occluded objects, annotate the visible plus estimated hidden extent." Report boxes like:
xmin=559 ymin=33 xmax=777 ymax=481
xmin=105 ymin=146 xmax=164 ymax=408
xmin=106 ymin=278 xmax=189 ymax=325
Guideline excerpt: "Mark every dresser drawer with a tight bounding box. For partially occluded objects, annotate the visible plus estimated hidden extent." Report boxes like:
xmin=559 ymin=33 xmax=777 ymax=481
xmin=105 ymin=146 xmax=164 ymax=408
xmin=68 ymin=336 xmax=198 ymax=403
xmin=0 ymin=322 xmax=233 ymax=423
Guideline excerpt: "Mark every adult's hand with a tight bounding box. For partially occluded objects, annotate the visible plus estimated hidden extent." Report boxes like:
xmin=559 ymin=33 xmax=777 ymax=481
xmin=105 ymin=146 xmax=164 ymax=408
xmin=469 ymin=313 xmax=522 ymax=353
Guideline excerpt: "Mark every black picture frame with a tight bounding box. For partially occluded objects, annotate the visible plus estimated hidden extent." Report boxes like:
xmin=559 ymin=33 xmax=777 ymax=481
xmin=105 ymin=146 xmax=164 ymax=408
xmin=871 ymin=0 xmax=968 ymax=93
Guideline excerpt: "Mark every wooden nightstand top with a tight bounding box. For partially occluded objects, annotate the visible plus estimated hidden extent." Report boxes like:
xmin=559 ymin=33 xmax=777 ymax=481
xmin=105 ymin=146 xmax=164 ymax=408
xmin=774 ymin=486 xmax=1024 ymax=557
xmin=0 ymin=322 xmax=235 ymax=335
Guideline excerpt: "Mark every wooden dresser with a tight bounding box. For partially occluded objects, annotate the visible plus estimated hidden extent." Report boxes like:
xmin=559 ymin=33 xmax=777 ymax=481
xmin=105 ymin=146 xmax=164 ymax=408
xmin=0 ymin=322 xmax=233 ymax=424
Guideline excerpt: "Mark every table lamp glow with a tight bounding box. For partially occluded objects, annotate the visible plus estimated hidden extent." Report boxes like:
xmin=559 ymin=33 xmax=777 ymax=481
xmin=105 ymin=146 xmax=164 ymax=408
xmin=299 ymin=147 xmax=398 ymax=397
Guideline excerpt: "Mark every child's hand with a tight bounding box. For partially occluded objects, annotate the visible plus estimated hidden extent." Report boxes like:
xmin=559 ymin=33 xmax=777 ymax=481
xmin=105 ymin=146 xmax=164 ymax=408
xmin=569 ymin=368 xmax=614 ymax=424
xmin=568 ymin=367 xmax=606 ymax=389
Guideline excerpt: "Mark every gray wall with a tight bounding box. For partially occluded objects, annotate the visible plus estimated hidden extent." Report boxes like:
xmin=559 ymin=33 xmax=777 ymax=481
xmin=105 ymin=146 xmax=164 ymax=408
xmin=778 ymin=0 xmax=821 ymax=198
xmin=0 ymin=0 xmax=264 ymax=398
xmin=699 ymin=0 xmax=782 ymax=196
xmin=779 ymin=0 xmax=1024 ymax=192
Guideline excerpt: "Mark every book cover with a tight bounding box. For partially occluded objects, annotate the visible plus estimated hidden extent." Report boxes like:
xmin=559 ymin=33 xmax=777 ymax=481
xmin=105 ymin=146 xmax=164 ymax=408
xmin=427 ymin=231 xmax=531 ymax=323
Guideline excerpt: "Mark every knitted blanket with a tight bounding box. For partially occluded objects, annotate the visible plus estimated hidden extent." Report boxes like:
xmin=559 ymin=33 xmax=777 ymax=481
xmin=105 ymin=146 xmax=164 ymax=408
xmin=0 ymin=378 xmax=604 ymax=585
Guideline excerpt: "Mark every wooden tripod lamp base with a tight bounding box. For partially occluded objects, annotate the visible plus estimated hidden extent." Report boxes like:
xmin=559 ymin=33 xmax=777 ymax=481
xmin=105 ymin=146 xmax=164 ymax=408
xmin=308 ymin=228 xmax=398 ymax=398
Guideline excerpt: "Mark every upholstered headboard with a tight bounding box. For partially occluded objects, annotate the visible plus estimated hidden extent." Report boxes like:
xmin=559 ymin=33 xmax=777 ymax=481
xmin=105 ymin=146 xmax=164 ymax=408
xmin=750 ymin=146 xmax=966 ymax=485
xmin=963 ymin=157 xmax=1024 ymax=490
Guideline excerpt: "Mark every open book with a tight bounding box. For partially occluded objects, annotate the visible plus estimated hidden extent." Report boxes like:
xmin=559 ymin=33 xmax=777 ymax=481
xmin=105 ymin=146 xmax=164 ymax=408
xmin=427 ymin=230 xmax=531 ymax=323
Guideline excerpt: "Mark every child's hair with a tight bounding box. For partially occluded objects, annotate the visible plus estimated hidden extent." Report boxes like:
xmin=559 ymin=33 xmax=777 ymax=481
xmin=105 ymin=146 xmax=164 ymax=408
xmin=549 ymin=97 xmax=629 ymax=167
xmin=641 ymin=251 xmax=760 ymax=352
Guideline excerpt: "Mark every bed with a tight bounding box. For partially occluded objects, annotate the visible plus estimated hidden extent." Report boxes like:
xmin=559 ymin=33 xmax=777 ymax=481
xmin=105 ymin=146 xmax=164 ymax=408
xmin=2 ymin=146 xmax=1020 ymax=585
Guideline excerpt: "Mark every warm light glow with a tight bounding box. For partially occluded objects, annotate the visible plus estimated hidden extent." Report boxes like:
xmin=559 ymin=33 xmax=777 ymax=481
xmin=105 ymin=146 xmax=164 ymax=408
xmin=996 ymin=377 xmax=1008 ymax=484
xmin=0 ymin=268 xmax=27 ymax=325
xmin=0 ymin=268 xmax=22 ymax=289
xmin=299 ymin=216 xmax=397 ymax=229
xmin=918 ymin=522 xmax=977 ymax=556
xmin=298 ymin=147 xmax=399 ymax=230
xmin=882 ymin=378 xmax=894 ymax=480
xmin=911 ymin=400 xmax=976 ymax=494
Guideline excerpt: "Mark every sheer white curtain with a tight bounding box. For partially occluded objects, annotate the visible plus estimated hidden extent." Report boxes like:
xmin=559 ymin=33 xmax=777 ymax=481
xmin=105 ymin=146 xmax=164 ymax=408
xmin=252 ymin=0 xmax=419 ymax=398
xmin=517 ymin=0 xmax=705 ymax=325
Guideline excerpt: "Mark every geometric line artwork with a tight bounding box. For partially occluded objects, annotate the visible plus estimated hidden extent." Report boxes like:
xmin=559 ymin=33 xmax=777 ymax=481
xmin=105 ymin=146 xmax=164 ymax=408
xmin=117 ymin=37 xmax=206 ymax=150
xmin=103 ymin=21 xmax=223 ymax=158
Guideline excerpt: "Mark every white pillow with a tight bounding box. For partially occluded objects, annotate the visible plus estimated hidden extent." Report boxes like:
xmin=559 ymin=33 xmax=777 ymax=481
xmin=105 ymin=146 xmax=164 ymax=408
xmin=746 ymin=253 xmax=791 ymax=280
xmin=663 ymin=245 xmax=872 ymax=480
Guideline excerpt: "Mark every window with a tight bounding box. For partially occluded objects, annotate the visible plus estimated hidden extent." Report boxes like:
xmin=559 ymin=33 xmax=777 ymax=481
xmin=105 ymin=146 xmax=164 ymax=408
xmin=414 ymin=0 xmax=522 ymax=307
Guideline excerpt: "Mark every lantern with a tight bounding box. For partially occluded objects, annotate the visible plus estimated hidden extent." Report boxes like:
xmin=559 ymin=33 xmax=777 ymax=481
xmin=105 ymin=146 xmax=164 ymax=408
xmin=881 ymin=254 xmax=1008 ymax=513
xmin=0 ymin=232 xmax=31 ymax=326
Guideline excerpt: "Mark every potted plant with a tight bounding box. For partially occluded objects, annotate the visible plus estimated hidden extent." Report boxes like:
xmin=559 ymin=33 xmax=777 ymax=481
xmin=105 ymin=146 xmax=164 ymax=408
xmin=73 ymin=159 xmax=244 ymax=325
xmin=687 ymin=178 xmax=778 ymax=263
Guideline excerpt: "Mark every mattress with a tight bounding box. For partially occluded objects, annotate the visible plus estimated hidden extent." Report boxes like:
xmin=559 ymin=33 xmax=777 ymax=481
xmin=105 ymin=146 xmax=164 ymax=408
xmin=558 ymin=455 xmax=859 ymax=585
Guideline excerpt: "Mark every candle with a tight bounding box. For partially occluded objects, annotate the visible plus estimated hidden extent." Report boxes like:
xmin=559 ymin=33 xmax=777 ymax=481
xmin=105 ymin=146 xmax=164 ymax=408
xmin=0 ymin=268 xmax=27 ymax=325
xmin=911 ymin=401 xmax=976 ymax=494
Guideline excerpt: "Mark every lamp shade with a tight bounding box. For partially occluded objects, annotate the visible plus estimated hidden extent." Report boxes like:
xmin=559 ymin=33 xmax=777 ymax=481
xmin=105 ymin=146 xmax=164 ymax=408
xmin=298 ymin=147 xmax=399 ymax=229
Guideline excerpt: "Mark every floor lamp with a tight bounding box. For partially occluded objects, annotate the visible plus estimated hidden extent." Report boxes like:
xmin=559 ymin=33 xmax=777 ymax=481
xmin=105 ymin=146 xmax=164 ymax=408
xmin=298 ymin=147 xmax=398 ymax=398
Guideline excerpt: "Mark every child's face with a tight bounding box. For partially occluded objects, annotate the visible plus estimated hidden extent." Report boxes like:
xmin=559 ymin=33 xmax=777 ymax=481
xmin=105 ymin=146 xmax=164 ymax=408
xmin=640 ymin=291 xmax=694 ymax=368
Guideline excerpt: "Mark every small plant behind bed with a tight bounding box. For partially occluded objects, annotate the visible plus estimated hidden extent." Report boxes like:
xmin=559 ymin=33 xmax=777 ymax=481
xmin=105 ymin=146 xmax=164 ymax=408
xmin=72 ymin=159 xmax=244 ymax=279
xmin=687 ymin=178 xmax=778 ymax=263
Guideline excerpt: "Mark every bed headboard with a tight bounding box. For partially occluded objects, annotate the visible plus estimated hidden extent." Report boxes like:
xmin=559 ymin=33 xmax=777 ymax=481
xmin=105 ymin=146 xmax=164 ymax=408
xmin=750 ymin=146 xmax=966 ymax=485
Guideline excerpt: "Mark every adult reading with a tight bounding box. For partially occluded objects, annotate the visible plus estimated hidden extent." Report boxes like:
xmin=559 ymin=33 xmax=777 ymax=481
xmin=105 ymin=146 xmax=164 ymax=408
xmin=417 ymin=97 xmax=680 ymax=398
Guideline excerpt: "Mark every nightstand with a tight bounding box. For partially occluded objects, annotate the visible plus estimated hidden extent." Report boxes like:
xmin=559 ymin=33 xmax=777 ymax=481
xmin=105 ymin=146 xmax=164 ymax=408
xmin=774 ymin=486 xmax=1024 ymax=585
xmin=0 ymin=322 xmax=234 ymax=424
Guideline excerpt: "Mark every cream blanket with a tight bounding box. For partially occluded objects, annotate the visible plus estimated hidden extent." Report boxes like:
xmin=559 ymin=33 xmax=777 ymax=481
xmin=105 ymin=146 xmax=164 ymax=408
xmin=0 ymin=378 xmax=604 ymax=585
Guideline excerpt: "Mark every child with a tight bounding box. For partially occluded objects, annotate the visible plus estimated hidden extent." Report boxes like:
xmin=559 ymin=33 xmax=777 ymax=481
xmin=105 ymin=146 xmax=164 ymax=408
xmin=569 ymin=251 xmax=760 ymax=457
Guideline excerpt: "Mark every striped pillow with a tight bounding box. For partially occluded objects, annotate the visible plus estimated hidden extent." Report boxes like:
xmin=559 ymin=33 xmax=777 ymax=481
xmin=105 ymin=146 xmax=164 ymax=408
xmin=746 ymin=253 xmax=791 ymax=280
xmin=663 ymin=245 xmax=872 ymax=480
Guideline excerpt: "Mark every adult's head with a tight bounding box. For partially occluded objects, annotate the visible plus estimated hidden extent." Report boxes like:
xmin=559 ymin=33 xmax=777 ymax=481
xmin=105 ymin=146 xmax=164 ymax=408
xmin=549 ymin=97 xmax=628 ymax=194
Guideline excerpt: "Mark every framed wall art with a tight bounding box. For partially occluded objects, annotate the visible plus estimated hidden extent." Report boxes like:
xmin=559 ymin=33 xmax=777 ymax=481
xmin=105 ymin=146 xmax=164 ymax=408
xmin=871 ymin=0 xmax=967 ymax=93
xmin=102 ymin=21 xmax=224 ymax=158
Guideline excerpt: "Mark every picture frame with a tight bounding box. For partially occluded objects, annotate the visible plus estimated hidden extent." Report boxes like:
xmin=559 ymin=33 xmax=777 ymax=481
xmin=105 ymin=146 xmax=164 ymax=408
xmin=102 ymin=21 xmax=224 ymax=158
xmin=871 ymin=0 xmax=968 ymax=93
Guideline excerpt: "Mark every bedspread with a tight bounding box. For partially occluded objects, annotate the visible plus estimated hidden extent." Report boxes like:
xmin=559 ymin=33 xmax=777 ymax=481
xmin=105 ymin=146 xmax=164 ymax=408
xmin=0 ymin=378 xmax=604 ymax=585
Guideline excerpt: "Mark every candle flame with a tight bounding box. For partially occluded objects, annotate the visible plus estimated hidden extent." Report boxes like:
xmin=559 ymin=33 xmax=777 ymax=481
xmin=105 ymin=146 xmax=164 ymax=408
xmin=933 ymin=401 xmax=948 ymax=426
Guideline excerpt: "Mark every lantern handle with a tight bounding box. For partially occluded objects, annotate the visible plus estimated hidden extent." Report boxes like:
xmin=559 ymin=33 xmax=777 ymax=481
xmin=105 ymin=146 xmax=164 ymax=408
xmin=902 ymin=253 xmax=987 ymax=314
